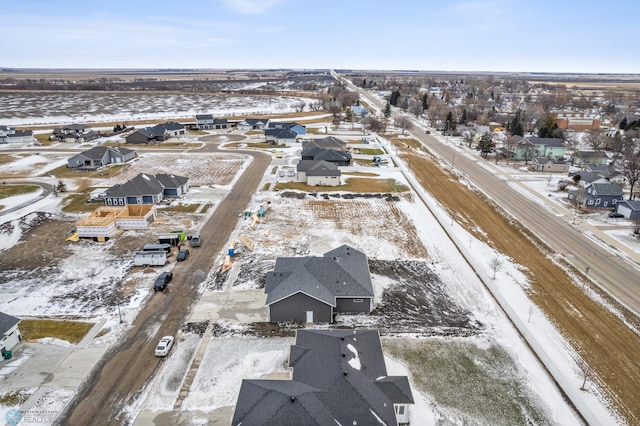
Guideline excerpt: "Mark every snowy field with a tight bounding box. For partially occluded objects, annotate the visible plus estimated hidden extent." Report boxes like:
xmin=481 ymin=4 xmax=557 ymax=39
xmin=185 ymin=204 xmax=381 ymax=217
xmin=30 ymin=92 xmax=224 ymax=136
xmin=0 ymin=93 xmax=319 ymax=126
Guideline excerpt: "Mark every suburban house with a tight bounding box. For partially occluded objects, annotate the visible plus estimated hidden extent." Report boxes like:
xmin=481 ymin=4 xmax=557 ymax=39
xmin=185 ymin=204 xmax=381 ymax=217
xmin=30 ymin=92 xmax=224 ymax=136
xmin=533 ymin=157 xmax=570 ymax=173
xmin=67 ymin=146 xmax=137 ymax=170
xmin=125 ymin=122 xmax=185 ymax=144
xmin=306 ymin=136 xmax=348 ymax=152
xmin=52 ymin=124 xmax=100 ymax=143
xmin=568 ymin=181 xmax=624 ymax=209
xmin=267 ymin=121 xmax=306 ymax=136
xmin=615 ymin=200 xmax=640 ymax=219
xmin=104 ymin=173 xmax=189 ymax=206
xmin=301 ymin=146 xmax=351 ymax=166
xmin=264 ymin=128 xmax=298 ymax=144
xmin=349 ymin=105 xmax=369 ymax=117
xmin=574 ymin=151 xmax=609 ymax=166
xmin=237 ymin=118 xmax=271 ymax=131
xmin=296 ymin=160 xmax=341 ymax=186
xmin=569 ymin=171 xmax=606 ymax=186
xmin=512 ymin=136 xmax=565 ymax=160
xmin=0 ymin=312 xmax=21 ymax=355
xmin=75 ymin=205 xmax=157 ymax=239
xmin=583 ymin=164 xmax=618 ymax=180
xmin=232 ymin=329 xmax=414 ymax=426
xmin=196 ymin=114 xmax=213 ymax=130
xmin=265 ymin=245 xmax=374 ymax=323
xmin=0 ymin=126 xmax=35 ymax=144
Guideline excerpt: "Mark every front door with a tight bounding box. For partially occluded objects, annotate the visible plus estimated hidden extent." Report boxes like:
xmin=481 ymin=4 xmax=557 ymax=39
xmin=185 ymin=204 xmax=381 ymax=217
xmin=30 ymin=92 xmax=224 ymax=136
xmin=306 ymin=311 xmax=313 ymax=323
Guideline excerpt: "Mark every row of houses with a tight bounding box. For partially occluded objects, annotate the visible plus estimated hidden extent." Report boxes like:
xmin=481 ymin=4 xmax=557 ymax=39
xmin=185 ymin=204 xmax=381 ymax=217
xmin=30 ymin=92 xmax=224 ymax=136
xmin=125 ymin=122 xmax=186 ymax=144
xmin=52 ymin=124 xmax=100 ymax=143
xmin=295 ymin=137 xmax=352 ymax=186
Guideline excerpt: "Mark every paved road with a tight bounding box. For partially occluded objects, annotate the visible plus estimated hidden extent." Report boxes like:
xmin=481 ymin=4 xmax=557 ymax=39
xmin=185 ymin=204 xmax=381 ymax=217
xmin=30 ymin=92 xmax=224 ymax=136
xmin=0 ymin=180 xmax=54 ymax=216
xmin=342 ymin=73 xmax=640 ymax=315
xmin=59 ymin=138 xmax=271 ymax=425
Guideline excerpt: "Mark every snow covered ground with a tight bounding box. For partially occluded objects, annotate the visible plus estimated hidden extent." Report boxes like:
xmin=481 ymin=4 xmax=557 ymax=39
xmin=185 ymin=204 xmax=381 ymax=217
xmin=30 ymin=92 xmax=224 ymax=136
xmin=0 ymin=122 xmax=622 ymax=424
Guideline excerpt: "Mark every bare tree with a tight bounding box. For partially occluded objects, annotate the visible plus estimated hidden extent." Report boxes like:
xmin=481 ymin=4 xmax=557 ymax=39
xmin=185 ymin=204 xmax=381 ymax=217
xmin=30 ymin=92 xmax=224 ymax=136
xmin=462 ymin=129 xmax=476 ymax=147
xmin=576 ymin=357 xmax=591 ymax=391
xmin=489 ymin=255 xmax=504 ymax=279
xmin=395 ymin=116 xmax=414 ymax=135
xmin=557 ymin=179 xmax=571 ymax=191
xmin=584 ymin=129 xmax=605 ymax=151
xmin=365 ymin=117 xmax=385 ymax=135
xmin=409 ymin=100 xmax=423 ymax=118
xmin=615 ymin=149 xmax=640 ymax=200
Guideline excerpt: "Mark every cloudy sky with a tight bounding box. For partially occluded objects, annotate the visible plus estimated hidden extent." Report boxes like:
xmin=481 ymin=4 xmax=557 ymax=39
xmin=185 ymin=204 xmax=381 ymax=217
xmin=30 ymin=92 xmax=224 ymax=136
xmin=2 ymin=0 xmax=638 ymax=73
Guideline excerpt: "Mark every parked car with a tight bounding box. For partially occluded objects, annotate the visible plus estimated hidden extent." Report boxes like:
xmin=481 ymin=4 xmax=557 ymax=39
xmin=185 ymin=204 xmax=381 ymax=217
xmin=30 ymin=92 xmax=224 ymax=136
xmin=177 ymin=249 xmax=190 ymax=261
xmin=154 ymin=271 xmax=173 ymax=291
xmin=608 ymin=212 xmax=624 ymax=218
xmin=155 ymin=336 xmax=174 ymax=356
xmin=190 ymin=235 xmax=201 ymax=248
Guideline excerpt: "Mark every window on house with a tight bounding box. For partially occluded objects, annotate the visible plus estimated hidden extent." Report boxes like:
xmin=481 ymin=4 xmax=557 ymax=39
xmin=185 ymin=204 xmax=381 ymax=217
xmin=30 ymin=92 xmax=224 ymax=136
xmin=613 ymin=199 xmax=617 ymax=204
xmin=394 ymin=405 xmax=405 ymax=415
xmin=595 ymin=199 xmax=601 ymax=206
xmin=588 ymin=200 xmax=594 ymax=205
xmin=353 ymin=299 xmax=363 ymax=303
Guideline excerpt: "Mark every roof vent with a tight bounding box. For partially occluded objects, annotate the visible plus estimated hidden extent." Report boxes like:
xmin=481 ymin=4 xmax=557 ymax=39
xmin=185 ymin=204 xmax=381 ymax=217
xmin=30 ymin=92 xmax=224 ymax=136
xmin=290 ymin=396 xmax=296 ymax=402
xmin=341 ymin=337 xmax=345 ymax=340
xmin=343 ymin=371 xmax=348 ymax=376
xmin=342 ymin=353 xmax=346 ymax=357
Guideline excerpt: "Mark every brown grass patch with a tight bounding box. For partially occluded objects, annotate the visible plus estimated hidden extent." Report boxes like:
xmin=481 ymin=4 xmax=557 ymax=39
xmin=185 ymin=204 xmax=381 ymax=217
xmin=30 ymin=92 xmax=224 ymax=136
xmin=400 ymin=147 xmax=640 ymax=424
xmin=160 ymin=203 xmax=200 ymax=213
xmin=275 ymin=178 xmax=408 ymax=193
xmin=19 ymin=318 xmax=94 ymax=344
xmin=0 ymin=184 xmax=40 ymax=199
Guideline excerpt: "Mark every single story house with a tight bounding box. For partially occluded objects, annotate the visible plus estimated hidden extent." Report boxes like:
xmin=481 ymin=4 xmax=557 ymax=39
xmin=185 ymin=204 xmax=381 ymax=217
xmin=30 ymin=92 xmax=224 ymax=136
xmin=574 ymin=151 xmax=609 ymax=166
xmin=0 ymin=126 xmax=35 ymax=144
xmin=125 ymin=122 xmax=184 ymax=144
xmin=533 ymin=157 xmax=570 ymax=173
xmin=104 ymin=173 xmax=189 ymax=206
xmin=212 ymin=118 xmax=228 ymax=129
xmin=237 ymin=118 xmax=271 ymax=131
xmin=569 ymin=171 xmax=605 ymax=186
xmin=267 ymin=121 xmax=306 ymax=135
xmin=265 ymin=245 xmax=373 ymax=323
xmin=232 ymin=329 xmax=414 ymax=426
xmin=0 ymin=312 xmax=21 ymax=354
xmin=264 ymin=128 xmax=298 ymax=144
xmin=349 ymin=105 xmax=369 ymax=117
xmin=301 ymin=146 xmax=351 ymax=166
xmin=67 ymin=146 xmax=137 ymax=170
xmin=305 ymin=136 xmax=348 ymax=152
xmin=583 ymin=164 xmax=617 ymax=179
xmin=296 ymin=160 xmax=341 ymax=186
xmin=569 ymin=181 xmax=624 ymax=209
xmin=52 ymin=124 xmax=100 ymax=143
xmin=615 ymin=200 xmax=640 ymax=220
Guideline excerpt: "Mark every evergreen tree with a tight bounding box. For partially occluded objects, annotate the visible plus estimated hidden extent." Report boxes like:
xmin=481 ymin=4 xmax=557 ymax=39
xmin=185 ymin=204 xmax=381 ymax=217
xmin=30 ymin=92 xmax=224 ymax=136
xmin=620 ymin=116 xmax=628 ymax=130
xmin=389 ymin=90 xmax=401 ymax=106
xmin=56 ymin=179 xmax=67 ymax=193
xmin=422 ymin=93 xmax=429 ymax=110
xmin=344 ymin=108 xmax=353 ymax=123
xmin=510 ymin=110 xmax=524 ymax=136
xmin=362 ymin=78 xmax=367 ymax=88
xmin=477 ymin=133 xmax=493 ymax=158
xmin=445 ymin=111 xmax=454 ymax=131
xmin=460 ymin=108 xmax=468 ymax=124
xmin=383 ymin=102 xmax=391 ymax=119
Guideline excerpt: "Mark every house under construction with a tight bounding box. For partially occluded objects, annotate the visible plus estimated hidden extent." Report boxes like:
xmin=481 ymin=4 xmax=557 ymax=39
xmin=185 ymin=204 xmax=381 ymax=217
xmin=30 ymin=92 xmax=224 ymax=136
xmin=75 ymin=205 xmax=156 ymax=239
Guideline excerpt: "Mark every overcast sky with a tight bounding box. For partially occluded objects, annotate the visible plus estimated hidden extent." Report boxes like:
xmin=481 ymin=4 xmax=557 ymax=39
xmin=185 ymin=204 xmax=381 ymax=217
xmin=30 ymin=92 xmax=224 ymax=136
xmin=2 ymin=0 xmax=638 ymax=73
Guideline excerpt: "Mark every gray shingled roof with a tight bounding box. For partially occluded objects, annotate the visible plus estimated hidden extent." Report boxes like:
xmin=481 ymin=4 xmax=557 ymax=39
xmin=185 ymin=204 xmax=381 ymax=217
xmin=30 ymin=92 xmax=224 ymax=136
xmin=0 ymin=312 xmax=20 ymax=334
xmin=232 ymin=329 xmax=413 ymax=426
xmin=590 ymin=182 xmax=623 ymax=196
xmin=105 ymin=173 xmax=165 ymax=198
xmin=156 ymin=173 xmax=188 ymax=188
xmin=297 ymin=160 xmax=340 ymax=176
xmin=303 ymin=147 xmax=351 ymax=163
xmin=265 ymin=245 xmax=373 ymax=306
xmin=527 ymin=137 xmax=564 ymax=147
xmin=196 ymin=114 xmax=213 ymax=120
xmin=76 ymin=146 xmax=134 ymax=161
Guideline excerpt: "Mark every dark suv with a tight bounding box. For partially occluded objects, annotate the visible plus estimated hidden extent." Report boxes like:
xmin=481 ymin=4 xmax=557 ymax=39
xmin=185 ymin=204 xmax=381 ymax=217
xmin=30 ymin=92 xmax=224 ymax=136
xmin=154 ymin=271 xmax=173 ymax=291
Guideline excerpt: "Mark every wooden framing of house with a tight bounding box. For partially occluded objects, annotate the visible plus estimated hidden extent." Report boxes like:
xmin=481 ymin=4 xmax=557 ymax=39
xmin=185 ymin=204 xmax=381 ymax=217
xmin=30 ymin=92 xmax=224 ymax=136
xmin=76 ymin=205 xmax=156 ymax=238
